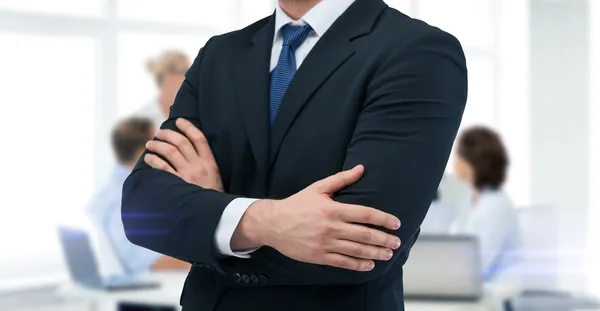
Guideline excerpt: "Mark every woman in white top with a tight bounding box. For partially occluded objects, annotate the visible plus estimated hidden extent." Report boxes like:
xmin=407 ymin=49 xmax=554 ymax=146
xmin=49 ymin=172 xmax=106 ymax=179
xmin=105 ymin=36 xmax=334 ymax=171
xmin=137 ymin=50 xmax=190 ymax=127
xmin=452 ymin=126 xmax=521 ymax=281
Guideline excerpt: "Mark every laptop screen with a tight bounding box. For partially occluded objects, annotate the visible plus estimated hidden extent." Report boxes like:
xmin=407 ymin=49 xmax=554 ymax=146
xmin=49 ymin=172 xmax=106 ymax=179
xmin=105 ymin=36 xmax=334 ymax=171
xmin=403 ymin=235 xmax=483 ymax=300
xmin=57 ymin=227 xmax=101 ymax=285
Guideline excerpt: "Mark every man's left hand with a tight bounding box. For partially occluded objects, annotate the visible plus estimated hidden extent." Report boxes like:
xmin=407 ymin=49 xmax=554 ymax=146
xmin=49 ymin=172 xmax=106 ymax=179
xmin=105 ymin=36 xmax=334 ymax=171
xmin=144 ymin=118 xmax=224 ymax=192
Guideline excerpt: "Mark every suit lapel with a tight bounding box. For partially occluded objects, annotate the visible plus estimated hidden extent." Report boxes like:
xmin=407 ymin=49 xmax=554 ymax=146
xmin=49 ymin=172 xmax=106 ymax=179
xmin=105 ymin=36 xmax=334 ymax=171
xmin=230 ymin=16 xmax=274 ymax=181
xmin=268 ymin=0 xmax=387 ymax=168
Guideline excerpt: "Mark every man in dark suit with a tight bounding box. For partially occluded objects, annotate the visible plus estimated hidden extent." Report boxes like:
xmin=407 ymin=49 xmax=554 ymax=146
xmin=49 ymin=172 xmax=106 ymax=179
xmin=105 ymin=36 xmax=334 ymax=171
xmin=121 ymin=0 xmax=467 ymax=310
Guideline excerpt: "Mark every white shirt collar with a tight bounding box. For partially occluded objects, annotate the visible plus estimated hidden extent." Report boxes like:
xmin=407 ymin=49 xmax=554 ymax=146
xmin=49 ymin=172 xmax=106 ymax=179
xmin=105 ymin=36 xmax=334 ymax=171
xmin=273 ymin=0 xmax=356 ymax=41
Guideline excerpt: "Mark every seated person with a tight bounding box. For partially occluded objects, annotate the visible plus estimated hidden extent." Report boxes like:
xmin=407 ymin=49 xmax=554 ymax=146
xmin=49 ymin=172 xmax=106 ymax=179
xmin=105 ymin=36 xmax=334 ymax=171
xmin=421 ymin=191 xmax=454 ymax=234
xmin=451 ymin=126 xmax=521 ymax=281
xmin=87 ymin=117 xmax=190 ymax=274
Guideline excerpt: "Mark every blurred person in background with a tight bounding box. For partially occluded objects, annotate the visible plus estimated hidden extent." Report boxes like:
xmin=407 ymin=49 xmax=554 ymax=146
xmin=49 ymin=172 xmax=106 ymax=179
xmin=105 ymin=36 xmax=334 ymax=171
xmin=137 ymin=50 xmax=190 ymax=127
xmin=86 ymin=117 xmax=190 ymax=274
xmin=421 ymin=191 xmax=455 ymax=234
xmin=451 ymin=126 xmax=521 ymax=281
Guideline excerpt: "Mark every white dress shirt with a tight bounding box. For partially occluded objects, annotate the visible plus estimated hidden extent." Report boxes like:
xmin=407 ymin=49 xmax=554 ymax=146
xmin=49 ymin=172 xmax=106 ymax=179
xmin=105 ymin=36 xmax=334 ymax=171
xmin=451 ymin=189 xmax=522 ymax=281
xmin=214 ymin=0 xmax=356 ymax=258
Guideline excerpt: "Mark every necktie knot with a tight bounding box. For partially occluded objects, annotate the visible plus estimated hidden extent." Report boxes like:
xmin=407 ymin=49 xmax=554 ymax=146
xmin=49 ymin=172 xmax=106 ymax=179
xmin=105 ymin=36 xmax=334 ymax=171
xmin=281 ymin=24 xmax=312 ymax=49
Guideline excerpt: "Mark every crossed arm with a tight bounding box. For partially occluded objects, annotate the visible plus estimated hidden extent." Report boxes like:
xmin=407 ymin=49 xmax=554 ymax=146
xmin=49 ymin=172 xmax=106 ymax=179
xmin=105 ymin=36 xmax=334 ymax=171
xmin=121 ymin=30 xmax=467 ymax=286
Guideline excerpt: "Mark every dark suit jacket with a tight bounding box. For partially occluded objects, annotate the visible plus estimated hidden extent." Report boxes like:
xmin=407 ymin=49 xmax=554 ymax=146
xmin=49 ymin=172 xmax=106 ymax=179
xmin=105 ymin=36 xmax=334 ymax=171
xmin=121 ymin=0 xmax=467 ymax=310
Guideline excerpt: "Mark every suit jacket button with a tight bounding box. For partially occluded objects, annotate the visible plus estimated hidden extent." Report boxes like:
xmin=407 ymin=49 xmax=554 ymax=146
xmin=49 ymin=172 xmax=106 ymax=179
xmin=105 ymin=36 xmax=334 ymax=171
xmin=258 ymin=275 xmax=268 ymax=284
xmin=198 ymin=263 xmax=206 ymax=268
xmin=232 ymin=273 xmax=241 ymax=283
xmin=250 ymin=275 xmax=259 ymax=284
xmin=242 ymin=274 xmax=251 ymax=284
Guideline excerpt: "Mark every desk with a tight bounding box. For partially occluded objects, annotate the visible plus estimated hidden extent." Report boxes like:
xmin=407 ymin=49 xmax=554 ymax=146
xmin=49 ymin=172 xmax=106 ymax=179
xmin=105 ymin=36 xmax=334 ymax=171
xmin=2 ymin=299 xmax=93 ymax=311
xmin=405 ymin=285 xmax=514 ymax=311
xmin=405 ymin=301 xmax=489 ymax=311
xmin=64 ymin=272 xmax=501 ymax=311
xmin=0 ymin=276 xmax=94 ymax=311
xmin=62 ymin=272 xmax=186 ymax=311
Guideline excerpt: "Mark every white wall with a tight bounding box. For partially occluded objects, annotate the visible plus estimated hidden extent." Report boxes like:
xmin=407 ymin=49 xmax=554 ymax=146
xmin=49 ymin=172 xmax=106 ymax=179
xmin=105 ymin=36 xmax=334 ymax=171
xmin=587 ymin=0 xmax=600 ymax=298
xmin=529 ymin=0 xmax=590 ymax=293
xmin=496 ymin=0 xmax=531 ymax=206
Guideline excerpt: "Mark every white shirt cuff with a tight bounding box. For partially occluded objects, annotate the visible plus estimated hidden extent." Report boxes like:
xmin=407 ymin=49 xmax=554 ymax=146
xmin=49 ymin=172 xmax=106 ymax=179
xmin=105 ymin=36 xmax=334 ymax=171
xmin=215 ymin=197 xmax=260 ymax=258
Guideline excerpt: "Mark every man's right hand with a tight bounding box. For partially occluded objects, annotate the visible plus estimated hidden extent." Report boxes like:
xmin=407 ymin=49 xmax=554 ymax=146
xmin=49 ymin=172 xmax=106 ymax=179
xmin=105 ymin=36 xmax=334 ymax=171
xmin=232 ymin=165 xmax=402 ymax=272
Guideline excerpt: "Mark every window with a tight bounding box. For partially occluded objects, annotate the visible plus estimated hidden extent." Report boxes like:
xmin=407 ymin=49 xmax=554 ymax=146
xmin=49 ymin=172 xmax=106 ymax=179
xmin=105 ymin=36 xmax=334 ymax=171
xmin=0 ymin=0 xmax=276 ymax=283
xmin=588 ymin=0 xmax=600 ymax=297
xmin=117 ymin=0 xmax=236 ymax=29
xmin=0 ymin=33 xmax=97 ymax=281
xmin=385 ymin=0 xmax=412 ymax=14
xmin=418 ymin=0 xmax=494 ymax=50
xmin=239 ymin=0 xmax=277 ymax=27
xmin=0 ymin=0 xmax=102 ymax=16
xmin=461 ymin=55 xmax=496 ymax=128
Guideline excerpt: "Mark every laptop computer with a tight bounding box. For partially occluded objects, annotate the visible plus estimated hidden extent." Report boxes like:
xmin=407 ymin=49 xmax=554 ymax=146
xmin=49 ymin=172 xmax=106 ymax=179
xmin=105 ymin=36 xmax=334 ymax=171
xmin=403 ymin=234 xmax=483 ymax=301
xmin=57 ymin=226 xmax=160 ymax=291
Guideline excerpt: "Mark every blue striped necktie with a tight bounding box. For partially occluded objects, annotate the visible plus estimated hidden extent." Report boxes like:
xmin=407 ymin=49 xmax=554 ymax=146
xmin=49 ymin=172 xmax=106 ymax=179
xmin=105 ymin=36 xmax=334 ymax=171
xmin=269 ymin=24 xmax=312 ymax=127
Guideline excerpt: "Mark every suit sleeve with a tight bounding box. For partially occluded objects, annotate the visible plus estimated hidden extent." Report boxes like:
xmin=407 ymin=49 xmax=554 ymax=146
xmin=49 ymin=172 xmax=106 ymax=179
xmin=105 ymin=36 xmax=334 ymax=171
xmin=221 ymin=30 xmax=468 ymax=286
xmin=121 ymin=39 xmax=241 ymax=271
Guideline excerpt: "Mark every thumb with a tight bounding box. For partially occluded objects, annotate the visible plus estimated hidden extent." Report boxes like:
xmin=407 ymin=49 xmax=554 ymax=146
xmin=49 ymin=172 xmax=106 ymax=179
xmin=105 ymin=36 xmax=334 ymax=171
xmin=309 ymin=165 xmax=364 ymax=195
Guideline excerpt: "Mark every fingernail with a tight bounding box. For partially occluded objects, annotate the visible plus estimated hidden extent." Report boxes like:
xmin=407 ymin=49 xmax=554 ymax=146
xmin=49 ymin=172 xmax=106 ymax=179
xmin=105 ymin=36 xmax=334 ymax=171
xmin=393 ymin=238 xmax=401 ymax=249
xmin=385 ymin=249 xmax=393 ymax=260
xmin=366 ymin=261 xmax=374 ymax=271
xmin=393 ymin=220 xmax=401 ymax=230
xmin=145 ymin=141 xmax=150 ymax=147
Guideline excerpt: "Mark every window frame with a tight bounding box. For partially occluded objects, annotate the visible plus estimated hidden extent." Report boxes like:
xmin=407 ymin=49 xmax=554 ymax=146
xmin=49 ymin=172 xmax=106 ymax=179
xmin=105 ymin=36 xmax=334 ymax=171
xmin=587 ymin=0 xmax=600 ymax=297
xmin=0 ymin=0 xmax=278 ymax=283
xmin=0 ymin=0 xmax=502 ymax=282
xmin=0 ymin=0 xmax=270 ymax=185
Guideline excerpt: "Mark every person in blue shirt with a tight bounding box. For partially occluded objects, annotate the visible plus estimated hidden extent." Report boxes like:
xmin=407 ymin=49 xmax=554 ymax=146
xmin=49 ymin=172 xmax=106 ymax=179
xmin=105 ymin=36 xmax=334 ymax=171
xmin=451 ymin=126 xmax=521 ymax=281
xmin=87 ymin=117 xmax=189 ymax=274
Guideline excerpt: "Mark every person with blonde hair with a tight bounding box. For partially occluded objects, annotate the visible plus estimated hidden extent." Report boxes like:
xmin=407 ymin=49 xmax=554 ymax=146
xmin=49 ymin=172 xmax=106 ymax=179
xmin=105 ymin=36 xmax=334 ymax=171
xmin=137 ymin=50 xmax=190 ymax=127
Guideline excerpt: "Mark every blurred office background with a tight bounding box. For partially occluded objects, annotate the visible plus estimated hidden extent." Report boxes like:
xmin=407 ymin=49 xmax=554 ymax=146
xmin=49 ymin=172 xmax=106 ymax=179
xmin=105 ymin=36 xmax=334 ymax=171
xmin=0 ymin=0 xmax=599 ymax=309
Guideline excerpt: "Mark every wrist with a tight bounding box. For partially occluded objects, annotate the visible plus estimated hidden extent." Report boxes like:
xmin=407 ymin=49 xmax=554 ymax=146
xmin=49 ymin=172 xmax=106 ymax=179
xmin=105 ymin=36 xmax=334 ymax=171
xmin=231 ymin=199 xmax=275 ymax=251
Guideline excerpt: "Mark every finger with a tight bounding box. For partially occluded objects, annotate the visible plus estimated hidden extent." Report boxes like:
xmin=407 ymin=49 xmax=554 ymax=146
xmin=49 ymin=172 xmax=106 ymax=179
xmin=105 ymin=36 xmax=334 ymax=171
xmin=335 ymin=223 xmax=401 ymax=250
xmin=309 ymin=165 xmax=364 ymax=195
xmin=323 ymin=253 xmax=374 ymax=272
xmin=155 ymin=128 xmax=198 ymax=162
xmin=330 ymin=240 xmax=394 ymax=261
xmin=176 ymin=118 xmax=216 ymax=162
xmin=337 ymin=203 xmax=401 ymax=231
xmin=144 ymin=154 xmax=178 ymax=176
xmin=146 ymin=140 xmax=188 ymax=170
